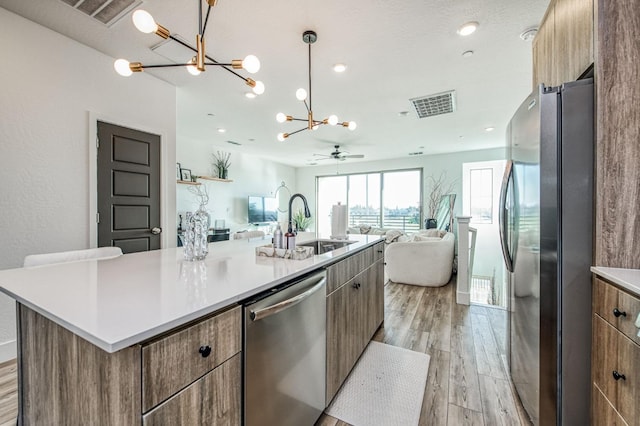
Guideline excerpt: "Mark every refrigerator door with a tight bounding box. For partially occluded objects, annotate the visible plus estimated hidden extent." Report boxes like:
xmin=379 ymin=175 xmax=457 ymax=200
xmin=508 ymin=89 xmax=542 ymax=425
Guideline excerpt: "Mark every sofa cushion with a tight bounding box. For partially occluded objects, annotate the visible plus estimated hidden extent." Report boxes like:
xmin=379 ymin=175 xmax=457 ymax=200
xmin=413 ymin=235 xmax=441 ymax=242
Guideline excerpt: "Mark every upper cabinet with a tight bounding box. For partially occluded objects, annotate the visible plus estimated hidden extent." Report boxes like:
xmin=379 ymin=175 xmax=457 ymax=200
xmin=533 ymin=0 xmax=594 ymax=88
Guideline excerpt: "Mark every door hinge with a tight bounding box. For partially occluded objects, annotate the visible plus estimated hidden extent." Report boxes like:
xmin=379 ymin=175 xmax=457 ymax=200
xmin=96 ymin=136 xmax=99 ymax=149
xmin=96 ymin=212 xmax=100 ymax=224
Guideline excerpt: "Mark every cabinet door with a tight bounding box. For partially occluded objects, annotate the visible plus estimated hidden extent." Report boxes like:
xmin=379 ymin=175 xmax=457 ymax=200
xmin=592 ymin=385 xmax=627 ymax=426
xmin=532 ymin=6 xmax=556 ymax=88
xmin=362 ymin=260 xmax=384 ymax=343
xmin=326 ymin=276 xmax=361 ymax=404
xmin=554 ymin=0 xmax=594 ymax=81
xmin=592 ymin=315 xmax=619 ymax=408
xmin=143 ymin=354 xmax=241 ymax=426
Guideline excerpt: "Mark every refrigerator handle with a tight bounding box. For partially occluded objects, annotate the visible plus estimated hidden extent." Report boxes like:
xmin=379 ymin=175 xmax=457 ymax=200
xmin=499 ymin=160 xmax=514 ymax=272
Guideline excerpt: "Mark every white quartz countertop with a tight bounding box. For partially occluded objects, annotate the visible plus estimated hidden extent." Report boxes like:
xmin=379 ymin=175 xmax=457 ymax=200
xmin=591 ymin=266 xmax=640 ymax=297
xmin=0 ymin=234 xmax=382 ymax=353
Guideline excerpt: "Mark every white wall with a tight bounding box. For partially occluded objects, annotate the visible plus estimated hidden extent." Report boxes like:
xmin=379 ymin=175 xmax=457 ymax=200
xmin=295 ymin=148 xmax=506 ymax=231
xmin=176 ymin=136 xmax=296 ymax=232
xmin=0 ymin=8 xmax=177 ymax=362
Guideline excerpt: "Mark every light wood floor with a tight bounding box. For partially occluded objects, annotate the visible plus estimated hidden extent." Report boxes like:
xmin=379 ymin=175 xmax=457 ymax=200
xmin=318 ymin=279 xmax=531 ymax=426
xmin=0 ymin=280 xmax=530 ymax=426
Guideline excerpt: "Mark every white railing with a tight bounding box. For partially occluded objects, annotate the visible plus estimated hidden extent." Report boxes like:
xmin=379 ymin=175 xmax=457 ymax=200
xmin=455 ymin=216 xmax=476 ymax=305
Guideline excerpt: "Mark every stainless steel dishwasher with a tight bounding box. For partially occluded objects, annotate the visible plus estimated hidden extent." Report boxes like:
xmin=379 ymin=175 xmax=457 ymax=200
xmin=244 ymin=270 xmax=326 ymax=426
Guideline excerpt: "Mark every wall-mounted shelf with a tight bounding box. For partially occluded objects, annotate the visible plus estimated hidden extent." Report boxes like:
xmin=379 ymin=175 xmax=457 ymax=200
xmin=198 ymin=176 xmax=234 ymax=183
xmin=177 ymin=180 xmax=201 ymax=186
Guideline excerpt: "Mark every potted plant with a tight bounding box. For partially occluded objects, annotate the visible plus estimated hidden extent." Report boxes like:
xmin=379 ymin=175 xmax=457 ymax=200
xmin=212 ymin=151 xmax=231 ymax=179
xmin=292 ymin=208 xmax=312 ymax=232
xmin=425 ymin=172 xmax=456 ymax=229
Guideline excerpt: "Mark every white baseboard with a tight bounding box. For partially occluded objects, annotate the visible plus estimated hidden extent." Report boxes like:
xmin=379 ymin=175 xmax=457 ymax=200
xmin=456 ymin=290 xmax=470 ymax=306
xmin=0 ymin=339 xmax=16 ymax=363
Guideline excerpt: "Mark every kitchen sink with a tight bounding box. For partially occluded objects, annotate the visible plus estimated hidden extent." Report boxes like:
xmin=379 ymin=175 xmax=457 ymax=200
xmin=296 ymin=239 xmax=356 ymax=254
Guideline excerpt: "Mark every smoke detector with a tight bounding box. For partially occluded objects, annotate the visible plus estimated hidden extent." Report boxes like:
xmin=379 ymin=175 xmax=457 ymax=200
xmin=520 ymin=27 xmax=538 ymax=42
xmin=410 ymin=90 xmax=456 ymax=119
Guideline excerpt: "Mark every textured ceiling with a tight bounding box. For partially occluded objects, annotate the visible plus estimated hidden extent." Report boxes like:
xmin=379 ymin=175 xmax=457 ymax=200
xmin=0 ymin=0 xmax=549 ymax=167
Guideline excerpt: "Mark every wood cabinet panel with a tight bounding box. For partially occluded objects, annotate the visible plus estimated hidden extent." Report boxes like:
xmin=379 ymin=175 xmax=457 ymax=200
xmin=372 ymin=242 xmax=385 ymax=263
xmin=616 ymin=285 xmax=640 ymax=346
xmin=142 ymin=306 xmax=241 ymax=412
xmin=592 ymin=314 xmax=619 ymax=408
xmin=615 ymin=327 xmax=640 ymax=422
xmin=593 ymin=277 xmax=622 ymax=327
xmin=554 ymin=0 xmax=594 ymax=81
xmin=327 ymin=247 xmax=374 ymax=294
xmin=533 ymin=5 xmax=556 ymax=88
xmin=592 ymin=384 xmax=628 ymax=426
xmin=326 ymin=276 xmax=361 ymax=403
xmin=18 ymin=304 xmax=141 ymax=425
xmin=143 ymin=354 xmax=241 ymax=426
xmin=594 ymin=0 xmax=640 ymax=268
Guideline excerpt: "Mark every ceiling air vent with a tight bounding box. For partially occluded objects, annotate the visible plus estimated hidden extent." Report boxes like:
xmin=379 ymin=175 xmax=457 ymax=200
xmin=410 ymin=90 xmax=456 ymax=119
xmin=59 ymin=0 xmax=142 ymax=26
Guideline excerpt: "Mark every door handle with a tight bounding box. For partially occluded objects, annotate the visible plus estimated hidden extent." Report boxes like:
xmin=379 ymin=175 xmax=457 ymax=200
xmin=250 ymin=277 xmax=326 ymax=321
xmin=499 ymin=160 xmax=514 ymax=273
xmin=151 ymin=227 xmax=162 ymax=235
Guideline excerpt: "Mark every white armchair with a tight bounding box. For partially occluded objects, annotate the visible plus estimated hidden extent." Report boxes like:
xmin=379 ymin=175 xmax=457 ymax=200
xmin=385 ymin=232 xmax=455 ymax=286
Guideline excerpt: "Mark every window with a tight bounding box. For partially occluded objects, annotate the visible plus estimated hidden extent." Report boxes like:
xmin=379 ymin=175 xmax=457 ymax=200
xmin=316 ymin=169 xmax=422 ymax=235
xmin=469 ymin=168 xmax=493 ymax=224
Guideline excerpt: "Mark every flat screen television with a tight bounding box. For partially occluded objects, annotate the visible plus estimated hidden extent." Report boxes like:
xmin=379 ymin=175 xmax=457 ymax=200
xmin=248 ymin=196 xmax=278 ymax=223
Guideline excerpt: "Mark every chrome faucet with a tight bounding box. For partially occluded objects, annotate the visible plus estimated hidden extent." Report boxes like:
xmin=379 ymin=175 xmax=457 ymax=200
xmin=288 ymin=193 xmax=311 ymax=233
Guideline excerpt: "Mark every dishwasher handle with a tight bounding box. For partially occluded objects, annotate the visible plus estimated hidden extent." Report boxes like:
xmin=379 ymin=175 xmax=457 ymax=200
xmin=250 ymin=277 xmax=326 ymax=322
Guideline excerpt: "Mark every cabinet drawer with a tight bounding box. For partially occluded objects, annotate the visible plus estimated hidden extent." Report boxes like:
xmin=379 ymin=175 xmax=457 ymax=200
xmin=592 ymin=384 xmax=627 ymax=426
xmin=142 ymin=306 xmax=241 ymax=412
xmin=372 ymin=242 xmax=385 ymax=262
xmin=592 ymin=314 xmax=640 ymax=423
xmin=593 ymin=277 xmax=640 ymax=344
xmin=327 ymin=247 xmax=373 ymax=294
xmin=143 ymin=353 xmax=241 ymax=426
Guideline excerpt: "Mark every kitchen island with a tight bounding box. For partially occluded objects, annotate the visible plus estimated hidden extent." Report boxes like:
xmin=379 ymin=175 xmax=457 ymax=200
xmin=0 ymin=234 xmax=385 ymax=425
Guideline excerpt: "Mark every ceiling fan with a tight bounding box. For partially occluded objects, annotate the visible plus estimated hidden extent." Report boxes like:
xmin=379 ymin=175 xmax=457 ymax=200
xmin=313 ymin=145 xmax=365 ymax=162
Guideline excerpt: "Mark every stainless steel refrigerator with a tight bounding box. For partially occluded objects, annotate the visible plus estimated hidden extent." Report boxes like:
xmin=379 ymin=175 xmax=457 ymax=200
xmin=500 ymin=78 xmax=594 ymax=425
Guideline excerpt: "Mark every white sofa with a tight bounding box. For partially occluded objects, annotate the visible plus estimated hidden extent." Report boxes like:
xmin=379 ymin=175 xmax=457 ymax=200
xmin=385 ymin=231 xmax=455 ymax=287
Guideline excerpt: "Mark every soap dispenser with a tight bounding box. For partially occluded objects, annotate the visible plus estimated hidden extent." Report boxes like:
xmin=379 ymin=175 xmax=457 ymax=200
xmin=273 ymin=224 xmax=283 ymax=249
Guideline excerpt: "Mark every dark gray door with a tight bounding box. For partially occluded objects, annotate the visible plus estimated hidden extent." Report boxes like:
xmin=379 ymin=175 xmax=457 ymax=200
xmin=97 ymin=121 xmax=161 ymax=253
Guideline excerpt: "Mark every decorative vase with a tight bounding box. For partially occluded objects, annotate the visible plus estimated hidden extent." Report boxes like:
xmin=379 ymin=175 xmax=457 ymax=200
xmin=221 ymin=169 xmax=228 ymax=179
xmin=183 ymin=206 xmax=210 ymax=261
xmin=425 ymin=218 xmax=437 ymax=229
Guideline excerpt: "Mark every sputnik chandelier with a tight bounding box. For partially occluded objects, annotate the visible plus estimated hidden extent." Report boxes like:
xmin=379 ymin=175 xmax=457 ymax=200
xmin=276 ymin=31 xmax=356 ymax=141
xmin=113 ymin=0 xmax=265 ymax=96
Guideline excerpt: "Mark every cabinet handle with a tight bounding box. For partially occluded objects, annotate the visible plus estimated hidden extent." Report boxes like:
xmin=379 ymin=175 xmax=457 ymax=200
xmin=612 ymin=370 xmax=626 ymax=381
xmin=352 ymin=282 xmax=361 ymax=289
xmin=613 ymin=308 xmax=627 ymax=318
xmin=377 ymin=249 xmax=383 ymax=253
xmin=199 ymin=345 xmax=212 ymax=358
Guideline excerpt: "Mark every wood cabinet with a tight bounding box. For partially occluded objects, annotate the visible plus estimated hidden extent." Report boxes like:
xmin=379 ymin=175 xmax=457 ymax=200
xmin=17 ymin=304 xmax=242 ymax=425
xmin=591 ymin=276 xmax=640 ymax=425
xmin=532 ymin=0 xmax=594 ymax=88
xmin=325 ymin=241 xmax=385 ymax=404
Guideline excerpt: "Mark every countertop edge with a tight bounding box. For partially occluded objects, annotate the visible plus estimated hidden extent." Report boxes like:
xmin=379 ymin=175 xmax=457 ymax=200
xmin=5 ymin=237 xmax=383 ymax=353
xmin=591 ymin=266 xmax=640 ymax=297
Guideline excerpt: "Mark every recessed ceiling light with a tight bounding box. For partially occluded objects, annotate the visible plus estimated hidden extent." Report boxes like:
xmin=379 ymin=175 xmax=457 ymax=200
xmin=207 ymin=113 xmax=215 ymax=117
xmin=418 ymin=146 xmax=425 ymax=149
xmin=462 ymin=50 xmax=474 ymax=58
xmin=485 ymin=126 xmax=495 ymax=132
xmin=226 ymin=140 xmax=241 ymax=146
xmin=457 ymin=21 xmax=479 ymax=36
xmin=398 ymin=111 xmax=410 ymax=117
xmin=245 ymin=92 xmax=257 ymax=99
xmin=307 ymin=162 xmax=318 ymax=166
xmin=520 ymin=27 xmax=538 ymax=42
xmin=333 ymin=63 xmax=347 ymax=73
xmin=217 ymin=128 xmax=226 ymax=133
xmin=248 ymin=138 xmax=255 ymax=142
xmin=408 ymin=152 xmax=423 ymax=156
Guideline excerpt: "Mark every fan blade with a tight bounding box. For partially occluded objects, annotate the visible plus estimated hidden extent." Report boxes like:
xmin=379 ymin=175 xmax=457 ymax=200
xmin=342 ymin=154 xmax=364 ymax=158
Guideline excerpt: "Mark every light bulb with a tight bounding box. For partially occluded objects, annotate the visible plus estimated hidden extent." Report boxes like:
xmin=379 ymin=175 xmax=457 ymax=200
xmin=114 ymin=59 xmax=133 ymax=77
xmin=348 ymin=121 xmax=357 ymax=130
xmin=333 ymin=63 xmax=347 ymax=73
xmin=296 ymin=88 xmax=307 ymax=101
xmin=328 ymin=115 xmax=339 ymax=126
xmin=276 ymin=113 xmax=287 ymax=123
xmin=242 ymin=55 xmax=260 ymax=74
xmin=312 ymin=125 xmax=319 ymax=130
xmin=252 ymin=81 xmax=265 ymax=95
xmin=277 ymin=133 xmax=286 ymax=142
xmin=186 ymin=58 xmax=201 ymax=76
xmin=457 ymin=21 xmax=479 ymax=36
xmin=132 ymin=10 xmax=157 ymax=34
xmin=245 ymin=92 xmax=257 ymax=99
